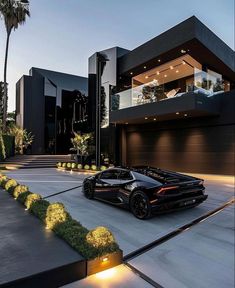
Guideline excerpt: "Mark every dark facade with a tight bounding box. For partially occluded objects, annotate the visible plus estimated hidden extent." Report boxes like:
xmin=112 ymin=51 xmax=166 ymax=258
xmin=88 ymin=16 xmax=235 ymax=175
xmin=16 ymin=68 xmax=88 ymax=154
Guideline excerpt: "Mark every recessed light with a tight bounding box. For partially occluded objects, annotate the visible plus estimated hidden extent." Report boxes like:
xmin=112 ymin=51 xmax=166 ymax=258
xmin=176 ymin=112 xmax=180 ymax=115
xmin=145 ymin=76 xmax=149 ymax=79
xmin=144 ymin=66 xmax=147 ymax=69
xmin=170 ymin=66 xmax=174 ymax=70
xmin=184 ymin=114 xmax=188 ymax=117
xmin=156 ymin=71 xmax=160 ymax=75
xmin=182 ymin=61 xmax=186 ymax=65
xmin=164 ymin=74 xmax=167 ymax=77
xmin=176 ymin=70 xmax=179 ymax=73
xmin=153 ymin=118 xmax=157 ymax=121
xmin=158 ymin=59 xmax=161 ymax=62
xmin=125 ymin=122 xmax=128 ymax=124
xmin=145 ymin=117 xmax=148 ymax=120
xmin=130 ymin=72 xmax=133 ymax=75
xmin=181 ymin=49 xmax=186 ymax=54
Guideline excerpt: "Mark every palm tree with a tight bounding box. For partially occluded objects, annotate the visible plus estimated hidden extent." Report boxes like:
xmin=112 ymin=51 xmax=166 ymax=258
xmin=0 ymin=0 xmax=30 ymax=132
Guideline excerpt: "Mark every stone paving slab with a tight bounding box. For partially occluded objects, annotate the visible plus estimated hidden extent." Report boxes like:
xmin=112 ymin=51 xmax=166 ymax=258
xmin=129 ymin=205 xmax=235 ymax=288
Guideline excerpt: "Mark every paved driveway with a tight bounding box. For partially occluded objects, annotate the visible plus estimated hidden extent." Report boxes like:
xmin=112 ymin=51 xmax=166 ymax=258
xmin=6 ymin=168 xmax=235 ymax=288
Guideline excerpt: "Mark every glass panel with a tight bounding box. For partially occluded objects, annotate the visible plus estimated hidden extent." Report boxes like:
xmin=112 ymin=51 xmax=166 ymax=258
xmin=112 ymin=69 xmax=226 ymax=111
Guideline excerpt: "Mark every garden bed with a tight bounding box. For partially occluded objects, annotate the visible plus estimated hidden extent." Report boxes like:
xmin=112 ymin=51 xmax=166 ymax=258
xmin=0 ymin=174 xmax=123 ymax=282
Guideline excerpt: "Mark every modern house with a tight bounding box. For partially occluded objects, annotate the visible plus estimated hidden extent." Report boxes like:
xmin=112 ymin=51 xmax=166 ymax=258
xmin=88 ymin=16 xmax=235 ymax=175
xmin=16 ymin=68 xmax=88 ymax=154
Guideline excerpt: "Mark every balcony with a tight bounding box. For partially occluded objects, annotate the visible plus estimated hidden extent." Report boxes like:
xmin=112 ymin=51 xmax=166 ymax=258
xmin=110 ymin=69 xmax=225 ymax=124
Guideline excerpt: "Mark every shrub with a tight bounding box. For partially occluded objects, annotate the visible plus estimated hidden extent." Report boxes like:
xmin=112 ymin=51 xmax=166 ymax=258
xmin=67 ymin=163 xmax=71 ymax=168
xmin=86 ymin=226 xmax=116 ymax=248
xmin=0 ymin=133 xmax=6 ymax=161
xmin=0 ymin=175 xmax=8 ymax=188
xmin=17 ymin=191 xmax=32 ymax=205
xmin=91 ymin=165 xmax=97 ymax=171
xmin=25 ymin=193 xmax=42 ymax=210
xmin=3 ymin=135 xmax=15 ymax=158
xmin=45 ymin=202 xmax=70 ymax=230
xmin=84 ymin=164 xmax=90 ymax=170
xmin=57 ymin=162 xmax=62 ymax=168
xmin=30 ymin=199 xmax=50 ymax=221
xmin=71 ymin=163 xmax=76 ymax=169
xmin=77 ymin=164 xmax=83 ymax=169
xmin=13 ymin=185 xmax=29 ymax=199
xmin=100 ymin=165 xmax=107 ymax=171
xmin=62 ymin=162 xmax=67 ymax=168
xmin=5 ymin=179 xmax=18 ymax=192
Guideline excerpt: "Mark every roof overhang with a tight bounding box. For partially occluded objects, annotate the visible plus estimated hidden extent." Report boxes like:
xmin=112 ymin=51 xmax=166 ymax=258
xmin=118 ymin=16 xmax=235 ymax=81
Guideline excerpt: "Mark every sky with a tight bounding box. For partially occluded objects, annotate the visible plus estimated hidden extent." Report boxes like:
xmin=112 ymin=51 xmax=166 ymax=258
xmin=0 ymin=0 xmax=234 ymax=112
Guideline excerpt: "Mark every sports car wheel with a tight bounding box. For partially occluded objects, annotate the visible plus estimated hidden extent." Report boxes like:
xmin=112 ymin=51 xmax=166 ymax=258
xmin=130 ymin=191 xmax=151 ymax=219
xmin=83 ymin=181 xmax=94 ymax=199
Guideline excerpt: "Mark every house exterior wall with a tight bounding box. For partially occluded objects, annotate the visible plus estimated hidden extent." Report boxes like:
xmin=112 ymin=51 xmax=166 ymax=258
xmin=123 ymin=91 xmax=235 ymax=175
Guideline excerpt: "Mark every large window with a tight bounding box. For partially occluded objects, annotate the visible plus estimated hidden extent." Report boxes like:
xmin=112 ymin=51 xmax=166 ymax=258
xmin=111 ymin=55 xmax=230 ymax=110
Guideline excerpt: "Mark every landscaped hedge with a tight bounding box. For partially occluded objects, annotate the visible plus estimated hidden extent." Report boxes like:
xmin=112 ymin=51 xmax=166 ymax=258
xmin=56 ymin=162 xmax=108 ymax=172
xmin=0 ymin=174 xmax=120 ymax=260
xmin=3 ymin=135 xmax=15 ymax=158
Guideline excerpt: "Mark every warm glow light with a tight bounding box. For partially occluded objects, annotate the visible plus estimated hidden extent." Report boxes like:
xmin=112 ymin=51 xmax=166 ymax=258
xmin=164 ymin=74 xmax=167 ymax=77
xmin=156 ymin=71 xmax=160 ymax=75
xmin=144 ymin=66 xmax=146 ymax=69
xmin=154 ymin=118 xmax=157 ymax=121
xmin=182 ymin=61 xmax=186 ymax=65
xmin=158 ymin=59 xmax=161 ymax=62
xmin=130 ymin=72 xmax=133 ymax=75
xmin=184 ymin=114 xmax=188 ymax=117
xmin=176 ymin=70 xmax=179 ymax=73
xmin=145 ymin=117 xmax=148 ymax=120
xmin=145 ymin=75 xmax=148 ymax=79
xmin=95 ymin=267 xmax=117 ymax=280
xmin=181 ymin=49 xmax=186 ymax=54
xmin=125 ymin=122 xmax=128 ymax=125
xmin=170 ymin=65 xmax=173 ymax=70
xmin=102 ymin=257 xmax=109 ymax=262
xmin=70 ymin=170 xmax=73 ymax=174
xmin=176 ymin=112 xmax=180 ymax=115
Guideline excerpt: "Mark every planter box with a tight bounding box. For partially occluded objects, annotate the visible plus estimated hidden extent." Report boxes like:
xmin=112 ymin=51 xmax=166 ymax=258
xmin=87 ymin=250 xmax=123 ymax=276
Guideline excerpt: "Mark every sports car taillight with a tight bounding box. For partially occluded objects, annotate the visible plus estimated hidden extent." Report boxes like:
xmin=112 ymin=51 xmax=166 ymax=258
xmin=155 ymin=186 xmax=179 ymax=195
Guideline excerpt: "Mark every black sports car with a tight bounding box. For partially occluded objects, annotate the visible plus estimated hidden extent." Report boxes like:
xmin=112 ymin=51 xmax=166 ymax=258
xmin=82 ymin=167 xmax=208 ymax=219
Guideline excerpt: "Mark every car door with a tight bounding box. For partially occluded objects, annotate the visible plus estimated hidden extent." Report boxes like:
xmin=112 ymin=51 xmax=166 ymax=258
xmin=94 ymin=169 xmax=121 ymax=202
xmin=117 ymin=170 xmax=134 ymax=203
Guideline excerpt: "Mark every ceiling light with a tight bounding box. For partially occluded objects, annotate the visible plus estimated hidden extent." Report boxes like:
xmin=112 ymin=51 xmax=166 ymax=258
xmin=176 ymin=112 xmax=180 ymax=115
xmin=145 ymin=76 xmax=149 ymax=79
xmin=145 ymin=117 xmax=148 ymax=120
xmin=181 ymin=49 xmax=186 ymax=54
xmin=164 ymin=74 xmax=167 ymax=77
xmin=153 ymin=118 xmax=157 ymax=121
xmin=158 ymin=59 xmax=161 ymax=62
xmin=182 ymin=61 xmax=186 ymax=65
xmin=156 ymin=71 xmax=160 ymax=75
xmin=184 ymin=114 xmax=188 ymax=117
xmin=170 ymin=66 xmax=174 ymax=70
xmin=176 ymin=70 xmax=179 ymax=73
xmin=144 ymin=66 xmax=147 ymax=69
xmin=130 ymin=72 xmax=133 ymax=75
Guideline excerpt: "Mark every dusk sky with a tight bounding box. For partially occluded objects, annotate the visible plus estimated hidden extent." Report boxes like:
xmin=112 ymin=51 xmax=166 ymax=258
xmin=0 ymin=0 xmax=234 ymax=112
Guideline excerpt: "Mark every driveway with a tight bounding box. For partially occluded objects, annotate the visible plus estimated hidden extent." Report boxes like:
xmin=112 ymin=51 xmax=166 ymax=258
xmin=5 ymin=168 xmax=235 ymax=288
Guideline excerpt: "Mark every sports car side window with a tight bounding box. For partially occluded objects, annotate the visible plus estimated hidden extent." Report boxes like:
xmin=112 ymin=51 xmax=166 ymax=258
xmin=119 ymin=171 xmax=133 ymax=180
xmin=100 ymin=170 xmax=119 ymax=180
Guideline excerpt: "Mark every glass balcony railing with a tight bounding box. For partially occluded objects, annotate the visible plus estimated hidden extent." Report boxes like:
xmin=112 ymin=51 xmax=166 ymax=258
xmin=111 ymin=69 xmax=227 ymax=111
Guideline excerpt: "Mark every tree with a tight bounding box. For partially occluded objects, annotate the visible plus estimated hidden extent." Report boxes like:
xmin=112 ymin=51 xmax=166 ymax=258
xmin=0 ymin=0 xmax=30 ymax=132
xmin=70 ymin=132 xmax=93 ymax=164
